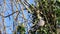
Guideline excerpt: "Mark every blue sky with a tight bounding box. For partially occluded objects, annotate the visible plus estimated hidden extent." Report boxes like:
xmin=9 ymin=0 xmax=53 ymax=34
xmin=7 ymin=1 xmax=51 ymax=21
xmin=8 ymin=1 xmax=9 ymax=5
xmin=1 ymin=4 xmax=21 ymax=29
xmin=0 ymin=0 xmax=35 ymax=34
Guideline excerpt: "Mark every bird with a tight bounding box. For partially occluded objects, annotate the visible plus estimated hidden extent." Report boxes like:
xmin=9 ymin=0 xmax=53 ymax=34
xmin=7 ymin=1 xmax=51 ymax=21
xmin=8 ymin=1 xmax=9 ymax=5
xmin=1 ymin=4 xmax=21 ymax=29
xmin=37 ymin=17 xmax=45 ymax=26
xmin=30 ymin=17 xmax=45 ymax=32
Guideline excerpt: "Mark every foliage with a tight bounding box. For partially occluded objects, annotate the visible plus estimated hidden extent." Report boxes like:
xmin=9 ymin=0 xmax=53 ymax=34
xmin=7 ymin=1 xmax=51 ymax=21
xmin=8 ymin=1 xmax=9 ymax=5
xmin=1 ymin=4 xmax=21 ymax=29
xmin=13 ymin=0 xmax=60 ymax=34
xmin=14 ymin=0 xmax=60 ymax=34
xmin=14 ymin=24 xmax=25 ymax=34
xmin=1 ymin=0 xmax=60 ymax=34
xmin=17 ymin=25 xmax=25 ymax=34
xmin=27 ymin=0 xmax=57 ymax=34
xmin=56 ymin=0 xmax=60 ymax=25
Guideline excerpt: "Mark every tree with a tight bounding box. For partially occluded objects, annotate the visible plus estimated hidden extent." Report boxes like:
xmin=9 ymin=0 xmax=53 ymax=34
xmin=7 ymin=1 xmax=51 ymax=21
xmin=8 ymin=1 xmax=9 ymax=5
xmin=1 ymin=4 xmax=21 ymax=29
xmin=0 ymin=0 xmax=59 ymax=34
xmin=15 ymin=0 xmax=57 ymax=34
xmin=28 ymin=0 xmax=57 ymax=34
